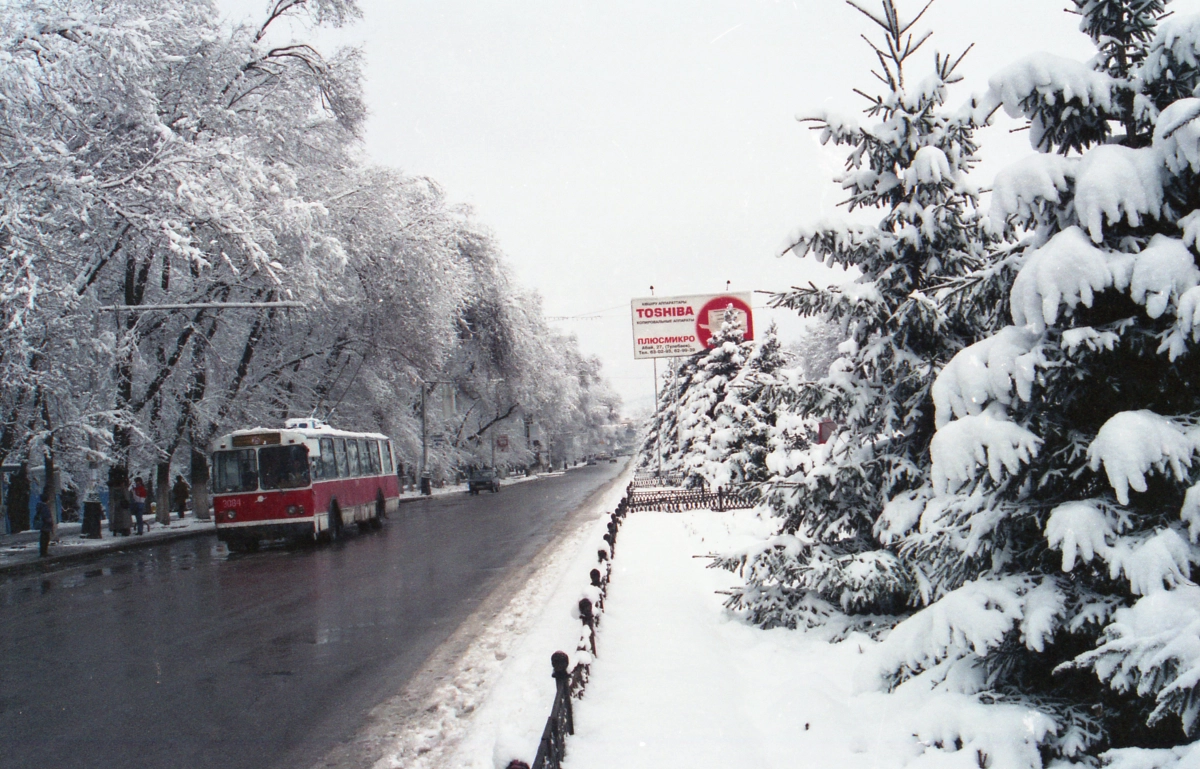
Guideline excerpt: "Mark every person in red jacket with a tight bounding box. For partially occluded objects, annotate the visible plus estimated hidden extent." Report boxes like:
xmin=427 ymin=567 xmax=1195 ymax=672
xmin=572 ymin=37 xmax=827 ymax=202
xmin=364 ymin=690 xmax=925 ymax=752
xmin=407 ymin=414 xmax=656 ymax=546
xmin=130 ymin=477 xmax=148 ymax=535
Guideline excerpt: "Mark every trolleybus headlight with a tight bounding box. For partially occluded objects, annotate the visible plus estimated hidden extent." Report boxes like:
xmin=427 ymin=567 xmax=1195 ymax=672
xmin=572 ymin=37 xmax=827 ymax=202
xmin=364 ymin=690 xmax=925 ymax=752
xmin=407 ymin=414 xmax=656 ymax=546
xmin=286 ymin=505 xmax=304 ymax=517
xmin=227 ymin=510 xmax=236 ymax=520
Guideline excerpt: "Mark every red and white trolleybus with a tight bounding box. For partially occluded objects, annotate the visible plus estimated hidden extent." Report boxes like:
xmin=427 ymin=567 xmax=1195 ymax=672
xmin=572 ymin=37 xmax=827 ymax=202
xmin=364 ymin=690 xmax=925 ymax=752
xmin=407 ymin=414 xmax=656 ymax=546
xmin=210 ymin=418 xmax=401 ymax=551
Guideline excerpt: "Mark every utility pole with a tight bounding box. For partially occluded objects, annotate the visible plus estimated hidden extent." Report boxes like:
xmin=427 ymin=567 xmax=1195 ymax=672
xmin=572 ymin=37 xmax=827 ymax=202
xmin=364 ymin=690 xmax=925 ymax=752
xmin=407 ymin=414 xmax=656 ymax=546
xmin=416 ymin=378 xmax=458 ymax=495
xmin=650 ymin=285 xmax=663 ymax=478
xmin=420 ymin=385 xmax=428 ymax=489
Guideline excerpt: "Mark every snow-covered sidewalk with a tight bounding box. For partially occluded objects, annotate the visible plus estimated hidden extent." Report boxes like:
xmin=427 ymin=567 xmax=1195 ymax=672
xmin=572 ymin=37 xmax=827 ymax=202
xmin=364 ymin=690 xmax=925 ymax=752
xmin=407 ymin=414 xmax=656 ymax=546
xmin=566 ymin=510 xmax=1053 ymax=769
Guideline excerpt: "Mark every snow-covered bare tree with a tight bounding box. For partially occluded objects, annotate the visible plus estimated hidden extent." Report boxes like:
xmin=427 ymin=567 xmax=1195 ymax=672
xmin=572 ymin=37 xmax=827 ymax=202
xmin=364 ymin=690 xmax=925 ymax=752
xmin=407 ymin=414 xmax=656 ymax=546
xmin=0 ymin=0 xmax=622 ymax=527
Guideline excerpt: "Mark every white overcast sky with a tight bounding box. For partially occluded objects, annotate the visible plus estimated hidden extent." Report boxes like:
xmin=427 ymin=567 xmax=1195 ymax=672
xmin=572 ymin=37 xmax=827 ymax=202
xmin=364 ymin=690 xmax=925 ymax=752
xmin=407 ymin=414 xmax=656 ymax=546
xmin=223 ymin=0 xmax=1200 ymax=411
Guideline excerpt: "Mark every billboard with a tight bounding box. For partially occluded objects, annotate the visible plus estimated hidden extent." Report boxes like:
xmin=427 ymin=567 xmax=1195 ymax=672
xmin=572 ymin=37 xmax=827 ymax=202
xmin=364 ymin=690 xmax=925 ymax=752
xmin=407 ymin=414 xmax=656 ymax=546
xmin=631 ymin=292 xmax=754 ymax=360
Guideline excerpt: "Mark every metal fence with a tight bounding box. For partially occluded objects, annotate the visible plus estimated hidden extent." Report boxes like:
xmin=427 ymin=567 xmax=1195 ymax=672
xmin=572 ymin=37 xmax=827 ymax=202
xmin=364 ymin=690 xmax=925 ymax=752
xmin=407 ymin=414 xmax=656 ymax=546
xmin=508 ymin=480 xmax=756 ymax=768
xmin=627 ymin=485 xmax=756 ymax=513
xmin=629 ymin=473 xmax=685 ymax=489
xmin=507 ymin=495 xmax=628 ymax=769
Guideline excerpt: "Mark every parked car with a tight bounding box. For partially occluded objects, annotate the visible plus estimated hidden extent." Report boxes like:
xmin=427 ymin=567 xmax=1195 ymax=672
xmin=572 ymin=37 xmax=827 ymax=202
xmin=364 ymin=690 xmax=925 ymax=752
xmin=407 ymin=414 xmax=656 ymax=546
xmin=467 ymin=468 xmax=500 ymax=495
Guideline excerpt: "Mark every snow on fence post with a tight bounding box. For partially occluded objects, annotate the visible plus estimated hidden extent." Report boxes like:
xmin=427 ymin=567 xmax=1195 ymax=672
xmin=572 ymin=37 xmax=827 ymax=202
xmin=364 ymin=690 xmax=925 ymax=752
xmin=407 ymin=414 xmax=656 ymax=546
xmin=531 ymin=651 xmax=574 ymax=769
xmin=579 ymin=598 xmax=596 ymax=655
xmin=515 ymin=499 xmax=633 ymax=769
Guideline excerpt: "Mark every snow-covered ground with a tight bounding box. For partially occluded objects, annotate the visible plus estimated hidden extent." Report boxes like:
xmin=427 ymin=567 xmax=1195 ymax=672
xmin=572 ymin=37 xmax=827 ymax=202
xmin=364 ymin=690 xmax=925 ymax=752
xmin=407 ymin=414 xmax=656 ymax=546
xmin=559 ymin=509 xmax=1063 ymax=769
xmin=398 ymin=501 xmax=1075 ymax=767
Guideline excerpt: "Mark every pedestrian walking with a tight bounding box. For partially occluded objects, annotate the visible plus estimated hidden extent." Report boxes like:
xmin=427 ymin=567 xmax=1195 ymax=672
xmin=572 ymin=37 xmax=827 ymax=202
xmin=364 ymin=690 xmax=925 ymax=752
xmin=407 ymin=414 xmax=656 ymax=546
xmin=37 ymin=490 xmax=52 ymax=558
xmin=171 ymin=474 xmax=190 ymax=520
xmin=131 ymin=476 xmax=148 ymax=535
xmin=108 ymin=466 xmax=132 ymax=536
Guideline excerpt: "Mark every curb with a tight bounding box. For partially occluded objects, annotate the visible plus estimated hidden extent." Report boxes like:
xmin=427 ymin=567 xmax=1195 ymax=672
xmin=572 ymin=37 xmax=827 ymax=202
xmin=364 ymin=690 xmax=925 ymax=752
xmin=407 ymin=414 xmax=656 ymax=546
xmin=0 ymin=526 xmax=217 ymax=579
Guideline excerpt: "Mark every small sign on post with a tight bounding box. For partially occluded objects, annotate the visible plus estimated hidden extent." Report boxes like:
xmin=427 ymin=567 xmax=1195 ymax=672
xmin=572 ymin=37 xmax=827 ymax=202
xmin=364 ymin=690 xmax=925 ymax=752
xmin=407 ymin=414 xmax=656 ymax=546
xmin=630 ymin=292 xmax=754 ymax=360
xmin=495 ymin=435 xmax=509 ymax=452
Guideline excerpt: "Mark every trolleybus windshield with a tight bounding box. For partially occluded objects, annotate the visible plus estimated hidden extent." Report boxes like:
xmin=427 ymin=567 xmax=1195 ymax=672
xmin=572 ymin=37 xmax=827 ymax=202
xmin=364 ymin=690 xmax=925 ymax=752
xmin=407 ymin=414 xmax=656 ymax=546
xmin=213 ymin=449 xmax=258 ymax=493
xmin=258 ymin=444 xmax=311 ymax=490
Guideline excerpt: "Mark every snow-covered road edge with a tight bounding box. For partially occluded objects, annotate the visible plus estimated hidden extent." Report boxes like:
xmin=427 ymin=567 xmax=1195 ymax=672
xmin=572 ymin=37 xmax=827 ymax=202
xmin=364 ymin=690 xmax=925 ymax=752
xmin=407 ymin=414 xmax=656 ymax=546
xmin=315 ymin=463 xmax=633 ymax=769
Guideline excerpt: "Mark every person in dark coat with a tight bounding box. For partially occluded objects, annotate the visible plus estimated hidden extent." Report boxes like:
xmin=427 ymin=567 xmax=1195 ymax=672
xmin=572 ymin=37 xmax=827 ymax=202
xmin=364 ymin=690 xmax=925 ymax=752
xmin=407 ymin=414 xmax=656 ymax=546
xmin=130 ymin=477 xmax=148 ymax=535
xmin=108 ymin=466 xmax=132 ymax=536
xmin=37 ymin=490 xmax=52 ymax=558
xmin=171 ymin=475 xmax=190 ymax=519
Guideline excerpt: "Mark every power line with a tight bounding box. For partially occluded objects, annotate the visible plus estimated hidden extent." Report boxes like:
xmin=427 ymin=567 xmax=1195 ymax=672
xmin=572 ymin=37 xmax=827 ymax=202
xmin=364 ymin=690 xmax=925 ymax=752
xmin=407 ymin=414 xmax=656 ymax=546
xmin=546 ymin=303 xmax=626 ymax=321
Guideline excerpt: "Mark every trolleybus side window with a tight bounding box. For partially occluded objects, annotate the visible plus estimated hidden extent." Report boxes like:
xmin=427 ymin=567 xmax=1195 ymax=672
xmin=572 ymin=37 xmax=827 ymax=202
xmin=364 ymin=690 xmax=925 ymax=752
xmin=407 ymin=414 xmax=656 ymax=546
xmin=381 ymin=441 xmax=394 ymax=474
xmin=259 ymin=444 xmax=311 ymax=490
xmin=333 ymin=438 xmax=349 ymax=478
xmin=319 ymin=438 xmax=337 ymax=480
xmin=213 ymin=449 xmax=258 ymax=493
xmin=362 ymin=439 xmax=380 ymax=475
xmin=346 ymin=439 xmax=361 ymax=476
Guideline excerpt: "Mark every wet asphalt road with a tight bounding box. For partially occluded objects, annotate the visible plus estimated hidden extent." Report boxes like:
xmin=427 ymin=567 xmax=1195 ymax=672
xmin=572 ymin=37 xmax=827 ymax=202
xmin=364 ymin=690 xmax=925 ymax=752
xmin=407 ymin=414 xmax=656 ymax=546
xmin=0 ymin=463 xmax=623 ymax=769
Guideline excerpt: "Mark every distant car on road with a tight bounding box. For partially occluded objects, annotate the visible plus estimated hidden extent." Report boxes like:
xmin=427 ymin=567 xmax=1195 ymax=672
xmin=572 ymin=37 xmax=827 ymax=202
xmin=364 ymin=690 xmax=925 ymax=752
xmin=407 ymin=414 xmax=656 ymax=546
xmin=467 ymin=468 xmax=500 ymax=495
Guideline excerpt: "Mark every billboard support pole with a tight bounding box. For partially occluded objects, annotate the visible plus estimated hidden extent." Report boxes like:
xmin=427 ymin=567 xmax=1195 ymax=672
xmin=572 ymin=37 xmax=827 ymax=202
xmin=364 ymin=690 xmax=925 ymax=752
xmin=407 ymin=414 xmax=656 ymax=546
xmin=653 ymin=358 xmax=663 ymax=478
xmin=649 ymin=286 xmax=664 ymax=478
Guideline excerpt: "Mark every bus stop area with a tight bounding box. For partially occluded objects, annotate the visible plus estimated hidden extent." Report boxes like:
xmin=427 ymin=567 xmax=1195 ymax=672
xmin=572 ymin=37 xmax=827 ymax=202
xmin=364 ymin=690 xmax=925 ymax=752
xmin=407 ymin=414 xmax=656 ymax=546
xmin=0 ymin=513 xmax=217 ymax=577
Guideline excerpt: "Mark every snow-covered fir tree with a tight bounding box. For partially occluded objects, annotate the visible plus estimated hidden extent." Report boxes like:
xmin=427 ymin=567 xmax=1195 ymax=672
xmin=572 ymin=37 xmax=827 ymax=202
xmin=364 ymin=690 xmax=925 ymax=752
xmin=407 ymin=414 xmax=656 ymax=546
xmin=638 ymin=355 xmax=701 ymax=478
xmin=869 ymin=0 xmax=1200 ymax=762
xmin=716 ymin=0 xmax=994 ymax=624
xmin=638 ymin=309 xmax=752 ymax=484
xmin=675 ymin=310 xmax=754 ymax=486
xmin=703 ymin=323 xmax=788 ymax=491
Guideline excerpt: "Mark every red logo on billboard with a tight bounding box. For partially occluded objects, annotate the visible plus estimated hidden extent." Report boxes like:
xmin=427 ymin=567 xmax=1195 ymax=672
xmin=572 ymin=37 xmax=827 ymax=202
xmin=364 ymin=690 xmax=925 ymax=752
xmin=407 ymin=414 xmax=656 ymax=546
xmin=695 ymin=296 xmax=754 ymax=348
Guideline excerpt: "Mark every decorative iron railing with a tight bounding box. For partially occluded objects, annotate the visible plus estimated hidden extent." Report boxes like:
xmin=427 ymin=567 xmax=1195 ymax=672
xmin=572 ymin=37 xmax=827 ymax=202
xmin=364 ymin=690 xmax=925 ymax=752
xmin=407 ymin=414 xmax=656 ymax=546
xmin=506 ymin=494 xmax=629 ymax=769
xmin=627 ymin=485 xmax=756 ymax=513
xmin=508 ymin=481 xmax=755 ymax=767
xmin=629 ymin=473 xmax=686 ymax=489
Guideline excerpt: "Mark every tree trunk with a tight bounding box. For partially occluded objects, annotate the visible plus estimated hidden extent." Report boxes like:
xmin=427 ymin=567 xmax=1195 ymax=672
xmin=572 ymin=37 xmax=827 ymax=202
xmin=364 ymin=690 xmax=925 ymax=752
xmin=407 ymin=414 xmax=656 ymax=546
xmin=190 ymin=446 xmax=210 ymax=521
xmin=5 ymin=463 xmax=30 ymax=532
xmin=155 ymin=461 xmax=171 ymax=525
